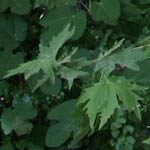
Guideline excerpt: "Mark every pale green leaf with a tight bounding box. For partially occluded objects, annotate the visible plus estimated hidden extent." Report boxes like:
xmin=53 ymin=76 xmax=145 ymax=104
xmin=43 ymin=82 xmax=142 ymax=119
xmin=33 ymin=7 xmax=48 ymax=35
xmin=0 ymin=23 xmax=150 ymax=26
xmin=95 ymin=46 xmax=150 ymax=75
xmin=58 ymin=66 xmax=88 ymax=88
xmin=78 ymin=76 xmax=142 ymax=129
xmin=5 ymin=24 xmax=74 ymax=82
xmin=143 ymin=138 xmax=150 ymax=144
xmin=78 ymin=77 xmax=120 ymax=129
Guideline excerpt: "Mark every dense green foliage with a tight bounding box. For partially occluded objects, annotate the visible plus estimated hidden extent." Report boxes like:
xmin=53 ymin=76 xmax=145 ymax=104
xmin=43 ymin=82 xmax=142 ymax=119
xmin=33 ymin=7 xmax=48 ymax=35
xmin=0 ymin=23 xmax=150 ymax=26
xmin=1 ymin=0 xmax=150 ymax=149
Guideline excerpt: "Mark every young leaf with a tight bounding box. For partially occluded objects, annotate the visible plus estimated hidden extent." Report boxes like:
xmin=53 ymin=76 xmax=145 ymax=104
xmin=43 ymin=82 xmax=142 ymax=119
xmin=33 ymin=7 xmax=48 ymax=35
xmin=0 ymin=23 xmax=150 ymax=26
xmin=58 ymin=66 xmax=88 ymax=89
xmin=78 ymin=76 xmax=142 ymax=129
xmin=95 ymin=45 xmax=150 ymax=75
xmin=5 ymin=24 xmax=74 ymax=82
xmin=143 ymin=138 xmax=150 ymax=144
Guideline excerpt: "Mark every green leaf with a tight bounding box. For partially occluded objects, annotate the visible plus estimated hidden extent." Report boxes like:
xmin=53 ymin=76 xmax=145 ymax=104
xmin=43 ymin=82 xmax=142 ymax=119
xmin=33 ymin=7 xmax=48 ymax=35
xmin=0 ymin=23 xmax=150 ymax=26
xmin=47 ymin=100 xmax=76 ymax=120
xmin=40 ymin=77 xmax=62 ymax=95
xmin=30 ymin=125 xmax=47 ymax=147
xmin=46 ymin=100 xmax=77 ymax=147
xmin=143 ymin=138 xmax=150 ymax=144
xmin=28 ymin=144 xmax=43 ymax=150
xmin=34 ymin=0 xmax=76 ymax=8
xmin=40 ymin=6 xmax=87 ymax=43
xmin=72 ymin=106 xmax=90 ymax=145
xmin=95 ymin=45 xmax=150 ymax=75
xmin=0 ymin=143 xmax=14 ymax=150
xmin=78 ymin=76 xmax=142 ymax=129
xmin=1 ymin=108 xmax=15 ymax=135
xmin=0 ymin=51 xmax=24 ymax=79
xmin=0 ymin=0 xmax=32 ymax=15
xmin=5 ymin=24 xmax=74 ymax=82
xmin=123 ymin=59 xmax=150 ymax=86
xmin=58 ymin=66 xmax=88 ymax=89
xmin=0 ymin=14 xmax=27 ymax=50
xmin=71 ymin=10 xmax=87 ymax=40
xmin=78 ymin=76 xmax=119 ymax=129
xmin=34 ymin=0 xmax=52 ymax=8
xmin=121 ymin=1 xmax=142 ymax=21
xmin=46 ymin=120 xmax=74 ymax=147
xmin=1 ymin=101 xmax=37 ymax=135
xmin=90 ymin=0 xmax=120 ymax=24
xmin=47 ymin=99 xmax=90 ymax=146
xmin=55 ymin=0 xmax=76 ymax=7
xmin=137 ymin=0 xmax=150 ymax=4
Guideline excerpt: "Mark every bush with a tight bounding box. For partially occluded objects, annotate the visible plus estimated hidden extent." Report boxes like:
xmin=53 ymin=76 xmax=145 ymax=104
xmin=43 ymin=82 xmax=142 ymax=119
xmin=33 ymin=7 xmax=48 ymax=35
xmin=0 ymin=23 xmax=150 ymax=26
xmin=1 ymin=0 xmax=150 ymax=149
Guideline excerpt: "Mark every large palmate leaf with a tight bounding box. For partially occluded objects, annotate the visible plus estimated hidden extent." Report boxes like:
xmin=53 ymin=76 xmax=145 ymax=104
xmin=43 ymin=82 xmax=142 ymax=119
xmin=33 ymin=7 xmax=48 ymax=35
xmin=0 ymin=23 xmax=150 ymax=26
xmin=78 ymin=76 xmax=142 ymax=129
xmin=0 ymin=14 xmax=27 ymax=50
xmin=0 ymin=0 xmax=31 ymax=15
xmin=90 ymin=0 xmax=120 ymax=24
xmin=40 ymin=6 xmax=87 ymax=43
xmin=5 ymin=24 xmax=74 ymax=82
xmin=0 ymin=51 xmax=24 ymax=79
xmin=1 ymin=101 xmax=37 ymax=135
xmin=95 ymin=46 xmax=150 ymax=75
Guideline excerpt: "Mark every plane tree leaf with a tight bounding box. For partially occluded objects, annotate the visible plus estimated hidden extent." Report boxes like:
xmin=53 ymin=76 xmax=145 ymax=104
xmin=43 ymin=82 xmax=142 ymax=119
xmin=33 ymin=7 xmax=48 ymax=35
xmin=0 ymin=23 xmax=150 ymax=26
xmin=77 ymin=76 xmax=142 ymax=129
xmin=58 ymin=66 xmax=88 ymax=89
xmin=95 ymin=46 xmax=150 ymax=75
xmin=4 ymin=24 xmax=74 ymax=82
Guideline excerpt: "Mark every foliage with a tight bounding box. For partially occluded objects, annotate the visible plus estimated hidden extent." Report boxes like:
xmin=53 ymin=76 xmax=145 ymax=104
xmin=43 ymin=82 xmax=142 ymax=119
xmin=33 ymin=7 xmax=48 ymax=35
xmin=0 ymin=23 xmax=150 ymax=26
xmin=1 ymin=0 xmax=150 ymax=150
